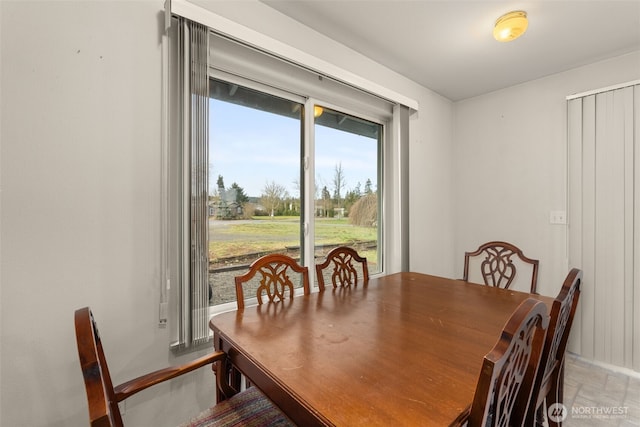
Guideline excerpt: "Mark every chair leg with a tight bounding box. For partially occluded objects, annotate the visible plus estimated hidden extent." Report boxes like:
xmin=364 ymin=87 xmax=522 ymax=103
xmin=535 ymin=401 xmax=546 ymax=427
xmin=546 ymin=360 xmax=565 ymax=427
xmin=557 ymin=359 xmax=565 ymax=408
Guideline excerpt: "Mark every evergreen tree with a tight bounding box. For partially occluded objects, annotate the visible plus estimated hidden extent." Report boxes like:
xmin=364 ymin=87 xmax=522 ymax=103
xmin=229 ymin=182 xmax=249 ymax=204
xmin=354 ymin=181 xmax=362 ymax=197
xmin=217 ymin=175 xmax=226 ymax=199
xmin=364 ymin=178 xmax=373 ymax=195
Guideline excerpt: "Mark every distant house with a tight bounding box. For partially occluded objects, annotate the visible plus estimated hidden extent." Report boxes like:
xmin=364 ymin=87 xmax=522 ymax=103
xmin=209 ymin=200 xmax=243 ymax=219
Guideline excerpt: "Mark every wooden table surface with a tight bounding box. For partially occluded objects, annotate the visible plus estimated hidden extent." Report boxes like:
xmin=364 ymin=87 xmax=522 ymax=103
xmin=210 ymin=272 xmax=554 ymax=426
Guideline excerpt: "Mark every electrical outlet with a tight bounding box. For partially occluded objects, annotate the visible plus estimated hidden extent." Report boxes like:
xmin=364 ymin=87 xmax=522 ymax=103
xmin=159 ymin=302 xmax=168 ymax=327
xmin=549 ymin=211 xmax=566 ymax=225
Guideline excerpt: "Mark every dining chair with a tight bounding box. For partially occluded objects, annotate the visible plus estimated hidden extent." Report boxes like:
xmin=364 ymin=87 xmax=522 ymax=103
xmin=463 ymin=240 xmax=540 ymax=293
xmin=74 ymin=307 xmax=294 ymax=427
xmin=526 ymin=268 xmax=582 ymax=427
xmin=234 ymin=253 xmax=310 ymax=309
xmin=459 ymin=298 xmax=549 ymax=427
xmin=315 ymin=246 xmax=369 ymax=291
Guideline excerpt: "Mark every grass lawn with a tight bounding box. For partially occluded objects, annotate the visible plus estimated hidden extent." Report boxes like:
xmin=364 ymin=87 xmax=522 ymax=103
xmin=210 ymin=217 xmax=377 ymax=262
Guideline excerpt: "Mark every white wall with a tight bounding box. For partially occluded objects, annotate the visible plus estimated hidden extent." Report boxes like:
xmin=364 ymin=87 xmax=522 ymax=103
xmin=0 ymin=1 xmax=453 ymax=426
xmin=0 ymin=1 xmax=215 ymax=426
xmin=452 ymin=51 xmax=640 ymax=298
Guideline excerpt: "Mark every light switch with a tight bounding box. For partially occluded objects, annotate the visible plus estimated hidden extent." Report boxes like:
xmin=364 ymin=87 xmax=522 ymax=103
xmin=549 ymin=211 xmax=566 ymax=225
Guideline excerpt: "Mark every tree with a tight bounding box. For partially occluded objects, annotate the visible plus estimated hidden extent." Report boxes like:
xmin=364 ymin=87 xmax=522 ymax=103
xmin=354 ymin=181 xmax=362 ymax=198
xmin=292 ymin=179 xmax=301 ymax=199
xmin=332 ymin=162 xmax=346 ymax=206
xmin=261 ymin=181 xmax=287 ymax=217
xmin=344 ymin=189 xmax=359 ymax=214
xmin=217 ymin=175 xmax=226 ymax=199
xmin=321 ymin=185 xmax=332 ymax=217
xmin=321 ymin=186 xmax=331 ymax=201
xmin=315 ymin=175 xmax=325 ymax=200
xmin=364 ymin=178 xmax=373 ymax=195
xmin=229 ymin=182 xmax=249 ymax=204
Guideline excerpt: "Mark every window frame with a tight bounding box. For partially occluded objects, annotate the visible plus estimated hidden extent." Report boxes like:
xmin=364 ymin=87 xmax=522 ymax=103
xmin=205 ymin=70 xmax=390 ymax=317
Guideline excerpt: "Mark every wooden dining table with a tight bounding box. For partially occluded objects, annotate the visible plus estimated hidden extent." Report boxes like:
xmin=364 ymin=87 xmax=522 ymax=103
xmin=209 ymin=272 xmax=554 ymax=426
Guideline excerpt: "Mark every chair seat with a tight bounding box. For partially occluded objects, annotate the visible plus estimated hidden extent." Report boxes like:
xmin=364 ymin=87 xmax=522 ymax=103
xmin=179 ymin=386 xmax=295 ymax=427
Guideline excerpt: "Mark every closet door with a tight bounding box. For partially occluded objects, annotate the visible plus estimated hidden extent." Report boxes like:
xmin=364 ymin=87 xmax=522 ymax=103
xmin=568 ymin=83 xmax=640 ymax=372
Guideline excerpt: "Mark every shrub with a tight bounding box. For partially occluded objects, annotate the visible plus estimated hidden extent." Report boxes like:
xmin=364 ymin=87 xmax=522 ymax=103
xmin=349 ymin=193 xmax=377 ymax=227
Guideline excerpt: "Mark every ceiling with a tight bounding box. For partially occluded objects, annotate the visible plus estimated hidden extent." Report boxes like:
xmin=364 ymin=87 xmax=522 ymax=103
xmin=261 ymin=0 xmax=640 ymax=101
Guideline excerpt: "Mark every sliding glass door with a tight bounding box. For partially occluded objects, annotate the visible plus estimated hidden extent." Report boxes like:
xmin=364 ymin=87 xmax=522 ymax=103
xmin=208 ymin=78 xmax=304 ymax=306
xmin=313 ymin=106 xmax=381 ymax=274
xmin=207 ymin=78 xmax=383 ymax=307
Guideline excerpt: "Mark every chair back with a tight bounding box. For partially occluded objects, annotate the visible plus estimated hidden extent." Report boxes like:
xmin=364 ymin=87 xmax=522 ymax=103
xmin=235 ymin=253 xmax=310 ymax=309
xmin=315 ymin=246 xmax=369 ymax=291
xmin=75 ymin=307 xmax=123 ymax=427
xmin=527 ymin=268 xmax=582 ymax=424
xmin=468 ymin=298 xmax=549 ymax=427
xmin=463 ymin=240 xmax=539 ymax=293
xmin=76 ymin=307 xmax=290 ymax=427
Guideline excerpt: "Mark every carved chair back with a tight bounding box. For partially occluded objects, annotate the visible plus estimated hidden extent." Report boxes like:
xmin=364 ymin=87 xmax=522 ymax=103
xmin=76 ymin=307 xmax=123 ymax=427
xmin=463 ymin=241 xmax=540 ymax=294
xmin=315 ymin=246 xmax=369 ymax=291
xmin=468 ymin=298 xmax=549 ymax=427
xmin=235 ymin=253 xmax=310 ymax=309
xmin=527 ymin=268 xmax=582 ymax=426
xmin=75 ymin=307 xmax=293 ymax=427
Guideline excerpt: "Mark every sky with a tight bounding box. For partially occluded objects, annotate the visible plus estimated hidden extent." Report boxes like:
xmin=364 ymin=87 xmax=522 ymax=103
xmin=209 ymin=100 xmax=378 ymax=199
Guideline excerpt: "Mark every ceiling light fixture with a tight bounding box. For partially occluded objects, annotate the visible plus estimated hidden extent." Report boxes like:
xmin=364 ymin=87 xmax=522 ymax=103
xmin=493 ymin=10 xmax=528 ymax=42
xmin=314 ymin=106 xmax=324 ymax=118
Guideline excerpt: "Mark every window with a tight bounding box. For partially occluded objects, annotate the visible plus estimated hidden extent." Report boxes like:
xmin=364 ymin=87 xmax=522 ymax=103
xmin=208 ymin=76 xmax=383 ymax=307
xmin=312 ymin=106 xmax=382 ymax=275
xmin=208 ymin=79 xmax=304 ymax=306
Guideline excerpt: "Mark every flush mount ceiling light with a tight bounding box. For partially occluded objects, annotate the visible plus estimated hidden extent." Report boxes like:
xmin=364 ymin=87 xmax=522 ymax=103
xmin=493 ymin=10 xmax=528 ymax=42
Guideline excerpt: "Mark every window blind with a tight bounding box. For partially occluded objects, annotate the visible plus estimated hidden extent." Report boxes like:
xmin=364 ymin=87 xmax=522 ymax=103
xmin=208 ymin=32 xmax=394 ymax=122
xmin=567 ymin=82 xmax=640 ymax=372
xmin=170 ymin=16 xmax=210 ymax=349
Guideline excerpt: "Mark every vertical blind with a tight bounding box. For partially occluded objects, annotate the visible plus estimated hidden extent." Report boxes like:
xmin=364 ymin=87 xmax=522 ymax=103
xmin=567 ymin=82 xmax=640 ymax=372
xmin=189 ymin=19 xmax=210 ymax=347
xmin=173 ymin=16 xmax=210 ymax=349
